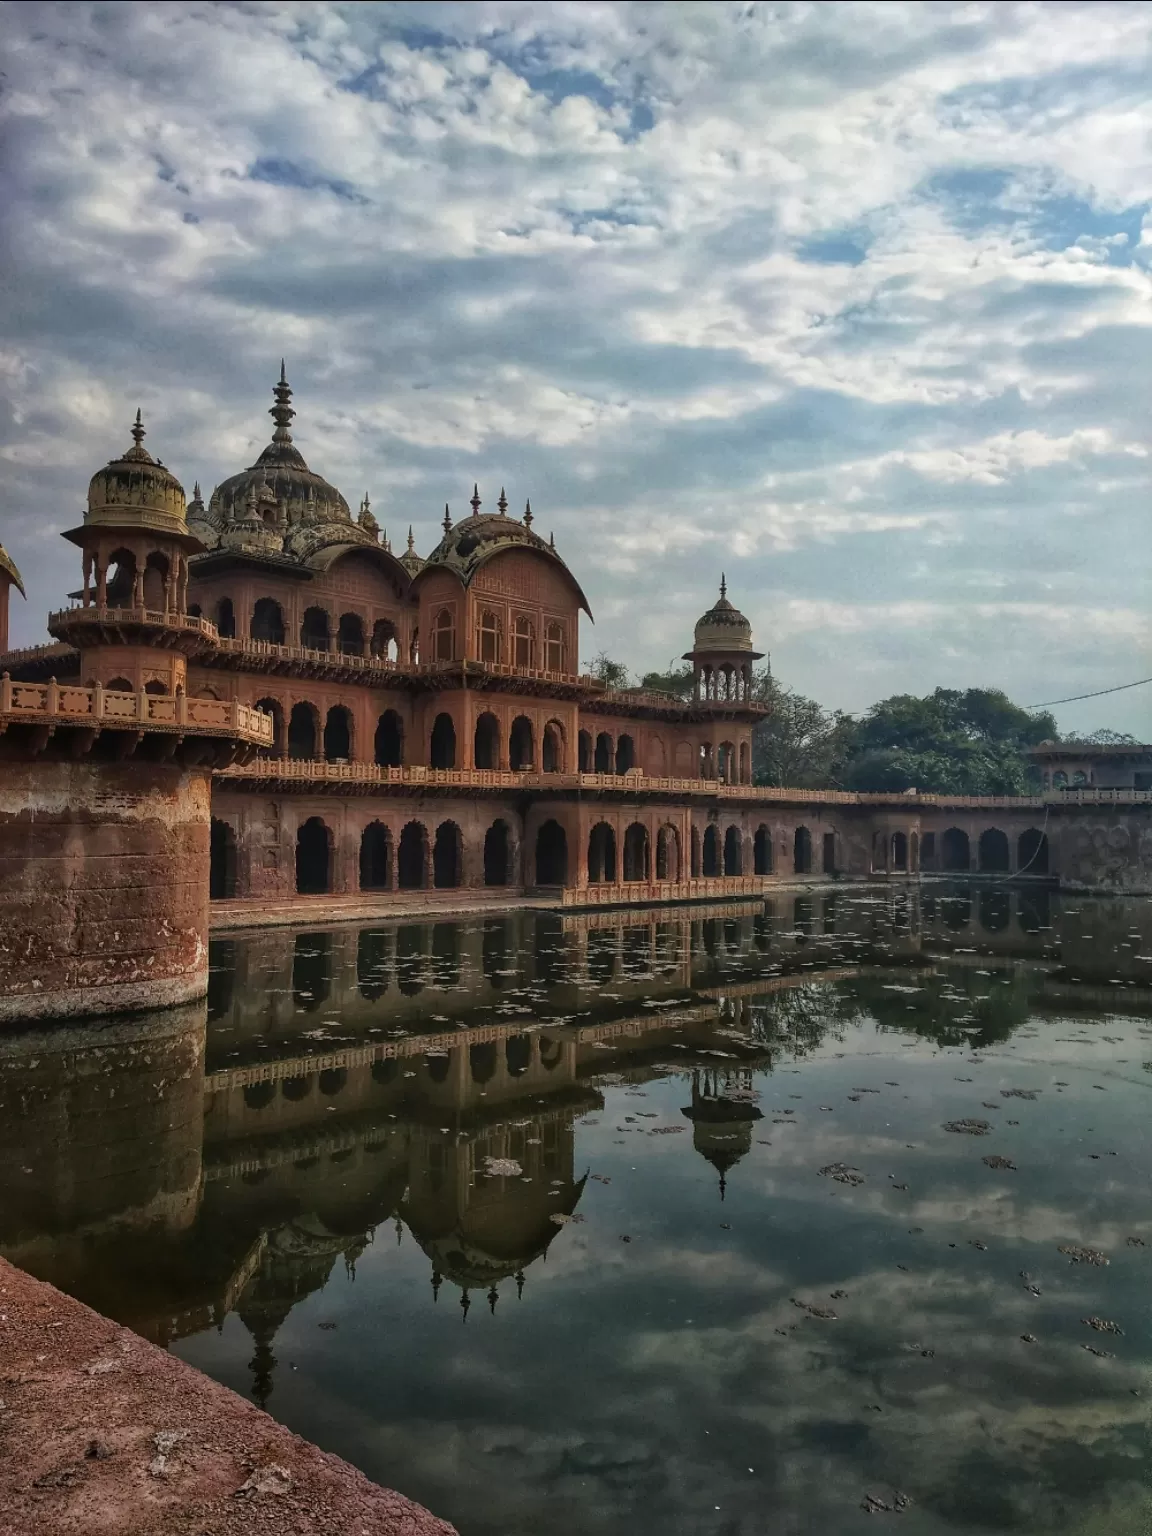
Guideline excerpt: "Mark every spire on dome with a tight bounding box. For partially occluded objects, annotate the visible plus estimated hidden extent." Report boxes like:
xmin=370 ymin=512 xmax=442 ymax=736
xmin=131 ymin=409 xmax=145 ymax=449
xmin=516 ymin=1270 xmax=525 ymax=1300
xmin=470 ymin=484 xmax=482 ymax=517
xmin=443 ymin=502 xmax=453 ymax=535
xmin=548 ymin=531 xmax=555 ymax=550
xmin=460 ymin=1288 xmax=471 ymax=1323
xmin=497 ymin=487 xmax=508 ymax=515
xmin=193 ymin=481 xmax=202 ymax=502
xmin=269 ymin=364 xmax=295 ymax=446
xmin=407 ymin=525 xmax=415 ymax=551
xmin=523 ymin=498 xmax=533 ymax=530
xmin=488 ymin=1285 xmax=499 ymax=1315
xmin=720 ymin=573 xmax=727 ymax=600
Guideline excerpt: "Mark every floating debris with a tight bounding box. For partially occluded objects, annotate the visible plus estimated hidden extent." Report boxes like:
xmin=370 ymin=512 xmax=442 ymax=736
xmin=791 ymin=1298 xmax=837 ymax=1320
xmin=1126 ymin=1236 xmax=1146 ymax=1248
xmin=1082 ymin=1317 xmax=1123 ymax=1335
xmin=1059 ymin=1244 xmax=1109 ymax=1267
xmin=820 ymin=1163 xmax=865 ymax=1186
xmin=982 ymin=1155 xmax=1017 ymax=1170
xmin=1082 ymin=1344 xmax=1114 ymax=1359
xmin=944 ymin=1119 xmax=991 ymax=1136
xmin=1020 ymin=1334 xmax=1038 ymax=1344
xmin=1001 ymin=1089 xmax=1039 ymax=1100
xmin=483 ymin=1157 xmax=523 ymax=1178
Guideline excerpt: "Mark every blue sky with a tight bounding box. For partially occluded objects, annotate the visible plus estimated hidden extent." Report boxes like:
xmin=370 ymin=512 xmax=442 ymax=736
xmin=2 ymin=1 xmax=1151 ymax=733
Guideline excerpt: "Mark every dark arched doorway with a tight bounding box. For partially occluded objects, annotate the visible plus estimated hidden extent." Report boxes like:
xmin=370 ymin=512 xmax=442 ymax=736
xmin=209 ymin=818 xmax=237 ymax=899
xmin=616 ymin=735 xmax=635 ymax=774
xmin=324 ymin=705 xmax=352 ymax=761
xmin=510 ymin=715 xmax=534 ymax=771
xmin=288 ymin=702 xmax=317 ymax=759
xmin=978 ymin=828 xmax=1010 ymax=872
xmin=251 ymin=597 xmax=285 ymax=645
xmin=702 ymin=824 xmax=720 ymax=877
xmin=1018 ymin=827 xmax=1049 ymax=875
xmin=433 ymin=821 xmax=462 ymax=888
xmin=474 ymin=712 xmax=499 ymax=770
xmin=535 ymin=820 xmax=568 ymax=885
xmin=398 ymin=822 xmax=427 ymax=888
xmin=623 ymin=822 xmax=650 ymax=882
xmin=754 ymin=825 xmax=771 ymax=875
xmin=793 ymin=826 xmax=812 ymax=875
xmin=483 ymin=820 xmax=510 ymax=886
xmin=942 ymin=828 xmax=971 ymax=871
xmin=359 ymin=822 xmax=391 ymax=890
xmin=296 ymin=818 xmax=331 ymax=894
xmin=723 ymin=825 xmax=742 ymax=875
xmin=594 ymin=732 xmax=613 ymax=773
xmin=588 ymin=822 xmax=617 ymax=883
xmin=375 ymin=710 xmax=403 ymax=767
xmin=430 ymin=713 xmax=456 ymax=769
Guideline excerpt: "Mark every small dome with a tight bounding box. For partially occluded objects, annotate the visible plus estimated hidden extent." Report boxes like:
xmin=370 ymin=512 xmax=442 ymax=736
xmin=689 ymin=576 xmax=756 ymax=655
xmin=399 ymin=526 xmax=425 ymax=577
xmin=0 ymin=539 xmax=25 ymax=597
xmin=86 ymin=411 xmax=187 ymax=534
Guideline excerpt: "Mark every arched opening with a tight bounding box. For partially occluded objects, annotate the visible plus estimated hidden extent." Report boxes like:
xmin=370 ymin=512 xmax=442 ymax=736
xmin=370 ymin=619 xmax=397 ymax=660
xmin=143 ymin=551 xmax=169 ymax=610
xmin=105 ymin=549 xmax=137 ymax=607
xmin=544 ymin=622 xmax=564 ymax=672
xmin=615 ymin=734 xmax=635 ymax=774
xmin=359 ymin=822 xmax=391 ymax=890
xmin=1052 ymin=771 xmax=1068 ymax=789
xmin=215 ymin=596 xmax=236 ymax=638
xmin=288 ymin=702 xmax=318 ymax=759
xmin=754 ymin=825 xmax=772 ymax=875
xmin=594 ymin=732 xmax=613 ymax=774
xmin=623 ymin=822 xmax=650 ymax=882
xmin=941 ymin=828 xmax=971 ymax=872
xmin=909 ymin=832 xmax=919 ymax=873
xmin=478 ymin=610 xmax=501 ymax=663
xmin=739 ymin=741 xmax=750 ymax=784
xmin=691 ymin=826 xmax=701 ymax=877
xmin=510 ymin=715 xmax=534 ymax=771
xmin=430 ymin=712 xmax=456 ymax=769
xmin=588 ymin=822 xmax=617 ymax=883
xmin=699 ymin=742 xmax=715 ymax=780
xmin=374 ymin=710 xmax=403 ymax=767
xmin=319 ymin=1067 xmax=347 ymax=1097
xmin=254 ymin=697 xmax=284 ymax=756
xmin=483 ymin=820 xmax=511 ymax=886
xmin=723 ymin=825 xmax=742 ymax=875
xmin=979 ymin=889 xmax=1011 ymax=933
xmin=702 ymin=824 xmax=721 ymax=877
xmin=542 ymin=720 xmax=563 ymax=773
xmin=433 ymin=608 xmax=454 ymax=662
xmin=397 ymin=822 xmax=428 ymax=889
xmin=793 ymin=826 xmax=812 ymax=875
xmin=656 ymin=825 xmax=680 ymax=881
xmin=1018 ymin=827 xmax=1049 ymax=875
xmin=251 ymin=598 xmax=285 ymax=645
xmin=300 ymin=606 xmax=329 ymax=651
xmin=143 ymin=679 xmax=167 ymax=696
xmin=978 ymin=828 xmax=1010 ymax=872
xmin=433 ymin=821 xmax=462 ymax=888
xmin=470 ymin=1042 xmax=497 ymax=1085
xmin=921 ymin=831 xmax=937 ymax=871
xmin=423 ymin=1053 xmax=451 ymax=1085
xmin=209 ymin=818 xmax=237 ymax=899
xmin=295 ymin=818 xmax=331 ymax=894
xmin=823 ymin=831 xmax=837 ymax=875
xmin=338 ymin=612 xmax=365 ymax=656
xmin=282 ymin=1075 xmax=314 ymax=1101
xmin=474 ymin=712 xmax=500 ymax=770
xmin=540 ymin=1037 xmax=562 ymax=1070
xmin=717 ymin=740 xmax=736 ymax=784
xmin=892 ymin=831 xmax=908 ymax=871
xmin=243 ymin=1081 xmax=275 ymax=1111
xmin=513 ymin=616 xmax=534 ymax=668
xmin=106 ymin=677 xmax=132 ymax=692
xmin=535 ymin=820 xmax=568 ymax=885
xmin=578 ymin=730 xmax=593 ymax=773
xmin=506 ymin=1035 xmax=531 ymax=1077
xmin=324 ymin=705 xmax=352 ymax=761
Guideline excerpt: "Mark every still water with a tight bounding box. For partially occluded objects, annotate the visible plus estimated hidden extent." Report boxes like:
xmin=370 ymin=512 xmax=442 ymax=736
xmin=3 ymin=885 xmax=1152 ymax=1535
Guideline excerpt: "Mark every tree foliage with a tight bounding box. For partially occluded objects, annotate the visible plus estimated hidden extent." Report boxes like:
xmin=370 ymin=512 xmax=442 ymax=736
xmin=586 ymin=651 xmax=631 ymax=690
xmin=639 ymin=662 xmax=695 ymax=699
xmin=751 ymin=671 xmax=855 ymax=787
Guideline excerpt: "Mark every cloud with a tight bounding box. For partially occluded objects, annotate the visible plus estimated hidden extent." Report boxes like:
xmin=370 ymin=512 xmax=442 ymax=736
xmin=1 ymin=1 xmax=1151 ymax=729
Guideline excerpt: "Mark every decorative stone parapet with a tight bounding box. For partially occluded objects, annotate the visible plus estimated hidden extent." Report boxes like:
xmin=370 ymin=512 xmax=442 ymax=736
xmin=0 ymin=675 xmax=273 ymax=748
xmin=562 ymin=876 xmax=773 ymax=906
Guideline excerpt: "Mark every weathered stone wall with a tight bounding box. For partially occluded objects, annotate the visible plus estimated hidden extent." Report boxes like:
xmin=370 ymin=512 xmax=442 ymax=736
xmin=1050 ymin=805 xmax=1152 ymax=893
xmin=0 ymin=757 xmax=213 ymax=1021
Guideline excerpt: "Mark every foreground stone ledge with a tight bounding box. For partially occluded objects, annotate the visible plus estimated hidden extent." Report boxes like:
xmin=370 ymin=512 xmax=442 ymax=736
xmin=0 ymin=1257 xmax=457 ymax=1536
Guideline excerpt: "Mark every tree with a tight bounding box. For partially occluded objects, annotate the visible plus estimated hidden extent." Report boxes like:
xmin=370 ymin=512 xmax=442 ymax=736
xmin=585 ymin=652 xmax=631 ymax=690
xmin=640 ymin=662 xmax=695 ymax=699
xmin=751 ymin=671 xmax=855 ymax=788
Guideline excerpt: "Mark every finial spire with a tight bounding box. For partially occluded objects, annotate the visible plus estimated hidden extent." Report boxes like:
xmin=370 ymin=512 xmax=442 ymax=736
xmin=515 ymin=1270 xmax=525 ymax=1300
xmin=497 ymin=486 xmax=508 ymax=516
xmin=548 ymin=530 xmax=555 ymax=550
xmin=192 ymin=480 xmax=202 ymax=502
xmin=131 ymin=409 xmax=145 ymax=450
xmin=443 ymin=502 xmax=452 ymax=535
xmin=488 ymin=1285 xmax=499 ymax=1315
xmin=407 ymin=525 xmax=415 ymax=552
xmin=523 ymin=498 xmax=533 ymax=529
xmin=431 ymin=1268 xmax=442 ymax=1302
xmin=269 ymin=365 xmax=295 ymax=446
xmin=460 ymin=1288 xmax=471 ymax=1323
xmin=280 ymin=358 xmax=287 ymax=384
xmin=470 ymin=484 xmax=481 ymax=517
xmin=720 ymin=573 xmax=727 ymax=600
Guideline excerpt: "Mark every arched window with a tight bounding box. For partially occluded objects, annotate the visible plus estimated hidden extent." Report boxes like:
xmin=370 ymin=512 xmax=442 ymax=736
xmin=210 ymin=818 xmax=237 ymax=899
xmin=397 ymin=822 xmax=428 ymax=888
xmin=337 ymin=613 xmax=365 ymax=656
xmin=891 ymin=831 xmax=908 ymax=871
xmin=106 ymin=676 xmax=133 ymax=692
xmin=510 ymin=715 xmax=534 ymax=771
xmin=594 ymin=732 xmax=613 ymax=773
xmin=616 ymin=735 xmax=635 ymax=774
xmin=513 ymin=616 xmax=534 ymax=669
xmin=375 ymin=710 xmax=403 ymax=767
xmin=941 ymin=828 xmax=971 ymax=871
xmin=1018 ymin=827 xmax=1049 ymax=875
xmin=360 ymin=822 xmax=391 ymax=890
xmin=106 ymin=549 xmax=137 ymax=607
xmin=370 ymin=618 xmax=398 ymax=660
xmin=484 ymin=820 xmax=511 ymax=886
xmin=295 ymin=818 xmax=331 ymax=894
xmin=578 ymin=730 xmax=593 ymax=772
xmin=793 ymin=826 xmax=812 ymax=875
xmin=433 ymin=608 xmax=455 ymax=662
xmin=430 ymin=712 xmax=456 ymax=769
xmin=324 ymin=705 xmax=352 ymax=761
xmin=474 ymin=712 xmax=500 ymax=770
xmin=978 ymin=828 xmax=1010 ymax=872
xmin=702 ymin=824 xmax=721 ymax=877
xmin=542 ymin=721 xmax=563 ymax=773
xmin=216 ymin=596 xmax=236 ymax=638
xmin=143 ymin=552 xmax=169 ymax=611
xmin=723 ymin=825 xmax=742 ymax=876
xmin=301 ymin=606 xmax=329 ymax=650
xmin=823 ymin=832 xmax=837 ymax=875
xmin=253 ymin=696 xmax=284 ymax=756
xmin=251 ymin=598 xmax=285 ymax=645
xmin=691 ymin=825 xmax=701 ymax=877
xmin=478 ymin=610 xmax=501 ymax=663
xmin=739 ymin=741 xmax=750 ymax=784
xmin=623 ymin=823 xmax=650 ymax=882
xmin=535 ymin=820 xmax=568 ymax=885
xmin=699 ymin=742 xmax=714 ymax=780
xmin=433 ymin=821 xmax=462 ymax=888
xmin=718 ymin=741 xmax=736 ymax=784
xmin=288 ymin=702 xmax=318 ymax=759
xmin=656 ymin=825 xmax=679 ymax=881
xmin=544 ymin=622 xmax=564 ymax=672
xmin=754 ymin=825 xmax=772 ymax=875
xmin=143 ymin=679 xmax=167 ymax=695
xmin=588 ymin=822 xmax=617 ymax=883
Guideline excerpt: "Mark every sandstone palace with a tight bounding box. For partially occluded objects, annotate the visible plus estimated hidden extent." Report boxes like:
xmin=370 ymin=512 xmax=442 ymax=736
xmin=1 ymin=370 xmax=1149 ymax=1022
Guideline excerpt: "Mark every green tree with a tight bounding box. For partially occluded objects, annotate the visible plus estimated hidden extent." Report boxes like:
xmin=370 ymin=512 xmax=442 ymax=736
xmin=751 ymin=671 xmax=856 ymax=787
xmin=585 ymin=652 xmax=631 ymax=690
xmin=639 ymin=661 xmax=695 ymax=699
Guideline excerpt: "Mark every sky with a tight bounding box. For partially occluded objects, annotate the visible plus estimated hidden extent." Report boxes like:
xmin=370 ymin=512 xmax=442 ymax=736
xmin=1 ymin=1 xmax=1151 ymax=735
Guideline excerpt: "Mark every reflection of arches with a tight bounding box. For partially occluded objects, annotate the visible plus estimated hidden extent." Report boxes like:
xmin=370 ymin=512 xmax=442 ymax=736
xmin=337 ymin=612 xmax=364 ymax=656
xmin=470 ymin=1042 xmax=497 ymax=1084
xmin=1018 ymin=827 xmax=1049 ymax=875
xmin=251 ymin=597 xmax=285 ymax=644
xmin=209 ymin=818 xmax=237 ymax=899
xmin=723 ymin=825 xmax=742 ymax=876
xmin=430 ymin=712 xmax=456 ymax=769
xmin=941 ymin=895 xmax=972 ymax=930
xmin=243 ymin=1081 xmax=275 ymax=1111
xmin=656 ymin=825 xmax=680 ymax=880
xmin=540 ymin=1037 xmax=562 ymax=1070
xmin=941 ymin=828 xmax=971 ymax=871
xmin=300 ymin=606 xmax=329 ymax=650
xmin=594 ymin=732 xmax=613 ymax=773
xmin=891 ymin=832 xmax=908 ymax=871
xmin=433 ymin=821 xmax=462 ymax=888
xmin=616 ymin=734 xmax=635 ymax=774
xmin=474 ymin=711 xmax=499 ymax=770
xmin=588 ymin=822 xmax=617 ymax=883
xmin=357 ymin=928 xmax=390 ymax=1000
xmin=319 ymin=1067 xmax=347 ymax=1097
xmin=510 ymin=715 xmax=534 ymax=771
xmin=542 ymin=720 xmax=563 ymax=773
xmin=978 ymin=827 xmax=1010 ymax=872
xmin=295 ymin=818 xmax=331 ymax=894
xmin=288 ymin=702 xmax=318 ymax=759
xmin=702 ymin=824 xmax=720 ymax=877
xmin=578 ymin=730 xmax=593 ymax=773
xmin=282 ymin=1075 xmax=313 ymax=1101
xmin=425 ymin=1053 xmax=451 ymax=1085
xmin=292 ymin=933 xmax=331 ymax=1009
xmin=793 ymin=826 xmax=812 ymax=875
xmin=506 ymin=1035 xmax=531 ymax=1077
xmin=483 ymin=820 xmax=510 ymax=886
xmin=623 ymin=822 xmax=650 ymax=882
xmin=398 ymin=821 xmax=428 ymax=888
xmin=359 ymin=822 xmax=391 ymax=890
xmin=753 ymin=825 xmax=772 ymax=875
xmin=979 ymin=889 xmax=1010 ymax=932
xmin=375 ymin=710 xmax=403 ymax=767
xmin=535 ymin=820 xmax=568 ymax=885
xmin=324 ymin=705 xmax=352 ymax=761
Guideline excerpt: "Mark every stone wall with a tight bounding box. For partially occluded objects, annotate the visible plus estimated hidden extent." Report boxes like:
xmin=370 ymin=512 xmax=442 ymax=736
xmin=1050 ymin=804 xmax=1152 ymax=893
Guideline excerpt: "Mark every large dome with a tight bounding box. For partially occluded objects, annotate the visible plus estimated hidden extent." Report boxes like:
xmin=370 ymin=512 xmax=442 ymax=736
xmin=688 ymin=577 xmax=757 ymax=655
xmin=86 ymin=412 xmax=187 ymax=535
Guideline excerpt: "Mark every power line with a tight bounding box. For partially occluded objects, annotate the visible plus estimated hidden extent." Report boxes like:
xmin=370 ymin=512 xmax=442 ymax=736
xmin=1027 ymin=676 xmax=1152 ymax=709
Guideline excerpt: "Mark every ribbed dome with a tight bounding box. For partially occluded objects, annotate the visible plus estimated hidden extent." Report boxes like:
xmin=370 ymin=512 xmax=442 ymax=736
xmin=86 ymin=412 xmax=187 ymax=534
xmin=691 ymin=576 xmax=755 ymax=654
xmin=0 ymin=540 xmax=25 ymax=597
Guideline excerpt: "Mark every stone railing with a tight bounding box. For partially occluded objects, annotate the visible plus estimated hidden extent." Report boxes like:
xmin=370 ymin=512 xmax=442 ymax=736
xmin=210 ymin=638 xmax=598 ymax=689
xmin=1051 ymin=787 xmax=1152 ymax=804
xmin=563 ymin=876 xmax=773 ymax=906
xmin=49 ymin=606 xmax=220 ymax=640
xmin=0 ymin=676 xmax=274 ymax=745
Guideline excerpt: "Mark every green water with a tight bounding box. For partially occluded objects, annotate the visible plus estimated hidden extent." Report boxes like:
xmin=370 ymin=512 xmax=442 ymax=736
xmin=2 ymin=884 xmax=1151 ymax=1534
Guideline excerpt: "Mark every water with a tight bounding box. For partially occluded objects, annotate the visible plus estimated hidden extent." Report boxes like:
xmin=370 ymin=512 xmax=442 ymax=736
xmin=3 ymin=884 xmax=1152 ymax=1535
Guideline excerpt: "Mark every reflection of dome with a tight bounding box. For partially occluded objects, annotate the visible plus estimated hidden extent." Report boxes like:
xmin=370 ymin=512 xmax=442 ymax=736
xmin=0 ymin=540 xmax=25 ymax=597
xmin=681 ymin=1071 xmax=763 ymax=1198
xmin=86 ymin=411 xmax=187 ymax=535
xmin=686 ymin=576 xmax=760 ymax=657
xmin=416 ymin=489 xmax=591 ymax=615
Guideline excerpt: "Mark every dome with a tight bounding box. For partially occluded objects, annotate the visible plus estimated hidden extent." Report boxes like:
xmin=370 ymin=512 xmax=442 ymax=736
xmin=0 ymin=540 xmax=25 ymax=597
xmin=416 ymin=489 xmax=591 ymax=615
xmin=86 ymin=411 xmax=187 ymax=535
xmin=399 ymin=525 xmax=426 ymax=577
xmin=202 ymin=366 xmax=355 ymax=552
xmin=687 ymin=576 xmax=759 ymax=656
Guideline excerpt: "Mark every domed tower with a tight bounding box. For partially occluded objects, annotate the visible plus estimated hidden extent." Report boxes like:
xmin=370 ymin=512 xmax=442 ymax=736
xmin=0 ymin=539 xmax=25 ymax=655
xmin=682 ymin=577 xmax=766 ymax=784
xmin=50 ymin=411 xmax=215 ymax=696
xmin=681 ymin=1069 xmax=763 ymax=1200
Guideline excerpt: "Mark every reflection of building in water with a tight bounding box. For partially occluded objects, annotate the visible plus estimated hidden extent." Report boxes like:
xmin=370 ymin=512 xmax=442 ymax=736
xmin=681 ymin=1069 xmax=763 ymax=1199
